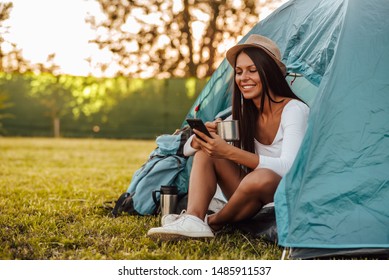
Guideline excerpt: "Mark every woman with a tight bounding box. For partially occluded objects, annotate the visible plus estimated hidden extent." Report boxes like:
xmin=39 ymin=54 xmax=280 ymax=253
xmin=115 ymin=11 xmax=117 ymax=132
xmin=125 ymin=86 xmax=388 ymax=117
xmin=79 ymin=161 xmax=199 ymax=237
xmin=147 ymin=34 xmax=309 ymax=240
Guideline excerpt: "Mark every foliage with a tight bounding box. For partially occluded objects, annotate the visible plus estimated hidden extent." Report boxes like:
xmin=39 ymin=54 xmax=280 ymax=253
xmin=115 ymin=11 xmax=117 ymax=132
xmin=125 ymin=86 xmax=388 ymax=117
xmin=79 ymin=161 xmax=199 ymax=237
xmin=0 ymin=72 xmax=18 ymax=133
xmin=0 ymin=2 xmax=13 ymax=69
xmin=0 ymin=137 xmax=282 ymax=260
xmin=87 ymin=0 xmax=282 ymax=78
xmin=0 ymin=90 xmax=12 ymax=133
xmin=27 ymin=71 xmax=121 ymax=137
xmin=0 ymin=2 xmax=31 ymax=73
xmin=0 ymin=73 xmax=208 ymax=138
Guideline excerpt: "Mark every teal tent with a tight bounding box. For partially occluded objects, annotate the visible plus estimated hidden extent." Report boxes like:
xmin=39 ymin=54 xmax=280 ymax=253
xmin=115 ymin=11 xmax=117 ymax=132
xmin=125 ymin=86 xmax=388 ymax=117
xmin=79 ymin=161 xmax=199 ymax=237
xmin=184 ymin=0 xmax=389 ymax=258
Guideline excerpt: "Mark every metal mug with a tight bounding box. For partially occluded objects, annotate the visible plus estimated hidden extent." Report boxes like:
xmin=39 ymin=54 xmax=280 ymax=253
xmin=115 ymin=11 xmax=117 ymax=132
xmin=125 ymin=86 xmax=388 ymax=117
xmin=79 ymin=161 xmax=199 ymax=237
xmin=217 ymin=120 xmax=240 ymax=143
xmin=152 ymin=185 xmax=178 ymax=216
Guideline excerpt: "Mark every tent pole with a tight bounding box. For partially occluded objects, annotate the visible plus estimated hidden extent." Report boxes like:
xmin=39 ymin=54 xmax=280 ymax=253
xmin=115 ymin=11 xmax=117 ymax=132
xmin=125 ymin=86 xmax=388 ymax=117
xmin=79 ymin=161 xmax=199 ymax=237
xmin=281 ymin=247 xmax=290 ymax=260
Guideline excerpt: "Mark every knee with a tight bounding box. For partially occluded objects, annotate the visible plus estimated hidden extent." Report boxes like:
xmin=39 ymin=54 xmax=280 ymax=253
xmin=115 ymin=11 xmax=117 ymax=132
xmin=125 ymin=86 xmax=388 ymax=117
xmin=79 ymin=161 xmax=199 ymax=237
xmin=238 ymin=169 xmax=281 ymax=195
xmin=193 ymin=150 xmax=214 ymax=165
xmin=194 ymin=150 xmax=206 ymax=160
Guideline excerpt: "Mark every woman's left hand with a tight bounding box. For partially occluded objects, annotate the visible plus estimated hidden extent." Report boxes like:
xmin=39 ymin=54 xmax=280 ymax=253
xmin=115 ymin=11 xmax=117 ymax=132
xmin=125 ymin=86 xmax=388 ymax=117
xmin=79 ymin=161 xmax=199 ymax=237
xmin=192 ymin=129 xmax=231 ymax=159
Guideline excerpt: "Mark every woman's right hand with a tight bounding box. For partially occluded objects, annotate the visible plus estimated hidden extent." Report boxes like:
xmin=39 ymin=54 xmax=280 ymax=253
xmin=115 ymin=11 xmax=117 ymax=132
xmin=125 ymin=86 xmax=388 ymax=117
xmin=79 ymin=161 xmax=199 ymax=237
xmin=191 ymin=118 xmax=221 ymax=149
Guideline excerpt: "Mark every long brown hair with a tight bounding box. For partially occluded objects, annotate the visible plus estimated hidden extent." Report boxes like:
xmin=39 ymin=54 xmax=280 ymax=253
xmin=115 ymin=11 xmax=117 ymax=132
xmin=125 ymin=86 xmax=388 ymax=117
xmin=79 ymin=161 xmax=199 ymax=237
xmin=232 ymin=47 xmax=302 ymax=165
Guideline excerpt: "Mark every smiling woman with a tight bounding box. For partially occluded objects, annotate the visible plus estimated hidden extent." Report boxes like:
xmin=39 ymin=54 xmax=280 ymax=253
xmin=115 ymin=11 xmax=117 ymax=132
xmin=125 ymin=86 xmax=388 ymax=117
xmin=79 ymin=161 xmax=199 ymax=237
xmin=4 ymin=0 xmax=115 ymax=77
xmin=146 ymin=34 xmax=310 ymax=241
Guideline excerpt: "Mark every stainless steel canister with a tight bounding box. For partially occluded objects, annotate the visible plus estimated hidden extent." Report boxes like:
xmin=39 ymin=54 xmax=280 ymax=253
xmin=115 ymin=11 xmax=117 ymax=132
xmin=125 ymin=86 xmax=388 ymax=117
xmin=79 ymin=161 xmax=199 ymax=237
xmin=217 ymin=120 xmax=240 ymax=143
xmin=152 ymin=185 xmax=178 ymax=216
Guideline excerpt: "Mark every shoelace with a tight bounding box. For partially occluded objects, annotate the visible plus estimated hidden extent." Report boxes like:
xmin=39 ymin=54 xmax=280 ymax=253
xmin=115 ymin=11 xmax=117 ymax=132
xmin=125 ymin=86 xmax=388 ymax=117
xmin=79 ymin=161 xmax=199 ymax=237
xmin=162 ymin=209 xmax=187 ymax=226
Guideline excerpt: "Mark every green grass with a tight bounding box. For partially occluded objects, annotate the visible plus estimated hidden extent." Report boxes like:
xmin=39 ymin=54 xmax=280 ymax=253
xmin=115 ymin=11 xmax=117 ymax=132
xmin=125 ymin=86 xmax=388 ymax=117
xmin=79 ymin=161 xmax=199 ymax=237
xmin=0 ymin=137 xmax=282 ymax=260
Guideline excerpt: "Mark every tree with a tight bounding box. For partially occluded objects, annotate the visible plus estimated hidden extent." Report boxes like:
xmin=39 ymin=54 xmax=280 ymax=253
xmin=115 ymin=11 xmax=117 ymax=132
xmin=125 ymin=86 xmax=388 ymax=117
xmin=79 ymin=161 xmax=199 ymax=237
xmin=87 ymin=0 xmax=282 ymax=78
xmin=0 ymin=84 xmax=12 ymax=134
xmin=0 ymin=2 xmax=35 ymax=133
xmin=0 ymin=2 xmax=31 ymax=73
xmin=28 ymin=55 xmax=71 ymax=138
xmin=0 ymin=2 xmax=18 ymax=132
xmin=0 ymin=2 xmax=12 ymax=73
xmin=29 ymin=54 xmax=119 ymax=137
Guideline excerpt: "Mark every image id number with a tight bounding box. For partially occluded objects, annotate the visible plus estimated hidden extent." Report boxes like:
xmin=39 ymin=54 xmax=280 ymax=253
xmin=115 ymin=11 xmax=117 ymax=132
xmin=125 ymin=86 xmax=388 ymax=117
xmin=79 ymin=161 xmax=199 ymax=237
xmin=211 ymin=266 xmax=271 ymax=276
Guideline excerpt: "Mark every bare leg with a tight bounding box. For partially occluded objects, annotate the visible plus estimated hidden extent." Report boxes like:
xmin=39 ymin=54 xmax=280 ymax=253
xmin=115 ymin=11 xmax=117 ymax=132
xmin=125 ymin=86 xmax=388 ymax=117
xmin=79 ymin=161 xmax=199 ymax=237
xmin=207 ymin=168 xmax=281 ymax=229
xmin=186 ymin=150 xmax=244 ymax=220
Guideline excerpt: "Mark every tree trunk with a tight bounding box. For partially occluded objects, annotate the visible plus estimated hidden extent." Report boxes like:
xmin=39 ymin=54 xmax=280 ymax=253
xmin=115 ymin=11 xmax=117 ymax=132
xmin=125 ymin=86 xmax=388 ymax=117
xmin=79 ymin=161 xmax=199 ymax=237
xmin=53 ymin=117 xmax=60 ymax=138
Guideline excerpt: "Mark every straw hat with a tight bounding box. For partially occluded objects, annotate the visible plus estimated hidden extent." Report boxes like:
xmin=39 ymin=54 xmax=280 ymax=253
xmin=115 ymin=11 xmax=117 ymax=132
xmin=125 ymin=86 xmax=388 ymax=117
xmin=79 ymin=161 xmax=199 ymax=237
xmin=226 ymin=34 xmax=286 ymax=75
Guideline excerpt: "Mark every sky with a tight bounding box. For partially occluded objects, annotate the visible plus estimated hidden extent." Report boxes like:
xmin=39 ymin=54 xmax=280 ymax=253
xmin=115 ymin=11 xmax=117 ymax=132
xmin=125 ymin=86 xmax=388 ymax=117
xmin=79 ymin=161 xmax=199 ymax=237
xmin=3 ymin=0 xmax=110 ymax=76
xmin=2 ymin=0 xmax=286 ymax=77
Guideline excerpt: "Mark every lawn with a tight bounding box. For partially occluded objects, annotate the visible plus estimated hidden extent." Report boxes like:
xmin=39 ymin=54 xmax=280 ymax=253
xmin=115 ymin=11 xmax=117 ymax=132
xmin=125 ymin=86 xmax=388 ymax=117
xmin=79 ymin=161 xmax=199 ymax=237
xmin=0 ymin=137 xmax=282 ymax=260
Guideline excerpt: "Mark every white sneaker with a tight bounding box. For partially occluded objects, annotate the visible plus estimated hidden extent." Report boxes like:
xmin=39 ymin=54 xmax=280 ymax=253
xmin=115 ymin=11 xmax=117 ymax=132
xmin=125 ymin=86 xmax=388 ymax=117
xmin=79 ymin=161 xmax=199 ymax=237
xmin=161 ymin=214 xmax=179 ymax=226
xmin=161 ymin=210 xmax=186 ymax=226
xmin=148 ymin=214 xmax=214 ymax=241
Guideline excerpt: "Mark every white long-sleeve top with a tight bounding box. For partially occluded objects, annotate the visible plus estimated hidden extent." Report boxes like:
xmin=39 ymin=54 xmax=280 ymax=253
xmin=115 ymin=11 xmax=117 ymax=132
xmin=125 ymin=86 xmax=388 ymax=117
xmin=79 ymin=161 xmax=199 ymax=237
xmin=184 ymin=99 xmax=309 ymax=177
xmin=255 ymin=99 xmax=309 ymax=176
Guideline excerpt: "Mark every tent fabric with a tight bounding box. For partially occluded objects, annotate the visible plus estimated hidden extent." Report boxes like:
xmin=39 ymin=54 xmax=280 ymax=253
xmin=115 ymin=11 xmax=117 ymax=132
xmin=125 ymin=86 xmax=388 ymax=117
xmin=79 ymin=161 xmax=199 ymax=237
xmin=275 ymin=0 xmax=389 ymax=249
xmin=184 ymin=56 xmax=233 ymax=122
xmin=184 ymin=0 xmax=389 ymax=255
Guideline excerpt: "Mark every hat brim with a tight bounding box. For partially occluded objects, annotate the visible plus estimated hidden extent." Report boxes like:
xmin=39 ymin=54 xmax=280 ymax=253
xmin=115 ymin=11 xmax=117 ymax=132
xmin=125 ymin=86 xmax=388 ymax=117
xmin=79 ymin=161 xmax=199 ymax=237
xmin=226 ymin=43 xmax=287 ymax=76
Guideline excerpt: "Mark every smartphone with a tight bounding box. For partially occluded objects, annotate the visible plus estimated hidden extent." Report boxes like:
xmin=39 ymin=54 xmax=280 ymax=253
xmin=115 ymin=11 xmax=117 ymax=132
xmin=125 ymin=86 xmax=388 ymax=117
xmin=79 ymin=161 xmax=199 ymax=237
xmin=186 ymin=118 xmax=212 ymax=141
